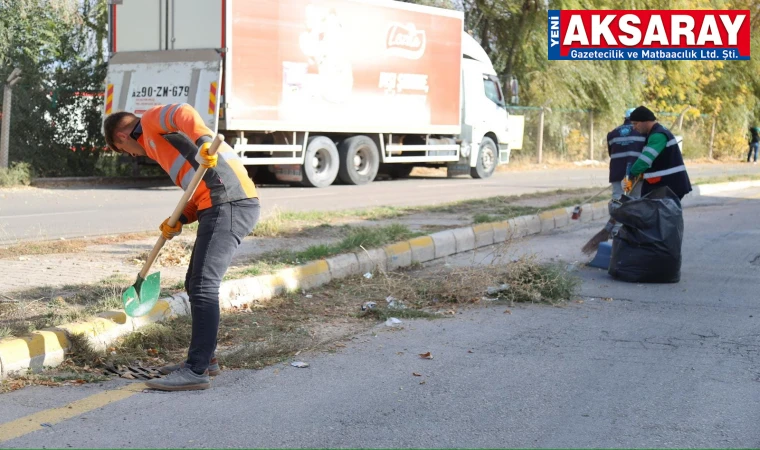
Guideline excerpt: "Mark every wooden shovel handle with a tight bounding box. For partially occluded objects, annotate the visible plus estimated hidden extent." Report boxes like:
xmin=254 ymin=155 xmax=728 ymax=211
xmin=138 ymin=134 xmax=225 ymax=279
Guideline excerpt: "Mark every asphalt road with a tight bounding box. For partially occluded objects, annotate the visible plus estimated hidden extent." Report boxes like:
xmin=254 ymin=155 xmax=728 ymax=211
xmin=0 ymin=163 xmax=756 ymax=245
xmin=1 ymin=186 xmax=759 ymax=447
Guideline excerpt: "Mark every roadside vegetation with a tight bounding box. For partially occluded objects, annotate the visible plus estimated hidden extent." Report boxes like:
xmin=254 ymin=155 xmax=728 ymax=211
xmin=0 ymin=163 xmax=32 ymax=188
xmin=1 ymin=254 xmax=580 ymax=392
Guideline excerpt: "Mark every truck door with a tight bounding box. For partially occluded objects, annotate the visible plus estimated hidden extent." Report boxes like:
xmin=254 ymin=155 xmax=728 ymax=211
xmin=106 ymin=0 xmax=224 ymax=130
xmin=111 ymin=0 xmax=223 ymax=52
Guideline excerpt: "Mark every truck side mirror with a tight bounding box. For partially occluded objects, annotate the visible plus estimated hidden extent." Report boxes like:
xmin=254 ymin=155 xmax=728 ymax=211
xmin=509 ymin=76 xmax=519 ymax=105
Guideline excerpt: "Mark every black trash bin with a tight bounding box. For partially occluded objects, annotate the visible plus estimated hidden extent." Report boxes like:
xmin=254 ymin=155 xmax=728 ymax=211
xmin=608 ymin=186 xmax=684 ymax=283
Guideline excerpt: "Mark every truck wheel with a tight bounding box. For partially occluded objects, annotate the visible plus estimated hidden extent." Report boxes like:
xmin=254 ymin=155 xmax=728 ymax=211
xmin=301 ymin=136 xmax=339 ymax=188
xmin=470 ymin=137 xmax=497 ymax=179
xmin=338 ymin=135 xmax=380 ymax=185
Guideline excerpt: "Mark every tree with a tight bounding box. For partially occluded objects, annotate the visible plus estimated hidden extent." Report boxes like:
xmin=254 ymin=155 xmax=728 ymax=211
xmin=0 ymin=0 xmax=108 ymax=176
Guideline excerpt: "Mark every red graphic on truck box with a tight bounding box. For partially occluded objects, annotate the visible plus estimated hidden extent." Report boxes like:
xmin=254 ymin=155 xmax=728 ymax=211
xmin=229 ymin=0 xmax=461 ymax=130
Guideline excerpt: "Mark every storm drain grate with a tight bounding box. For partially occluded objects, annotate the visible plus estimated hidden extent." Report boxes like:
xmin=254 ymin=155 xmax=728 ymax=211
xmin=104 ymin=364 xmax=163 ymax=380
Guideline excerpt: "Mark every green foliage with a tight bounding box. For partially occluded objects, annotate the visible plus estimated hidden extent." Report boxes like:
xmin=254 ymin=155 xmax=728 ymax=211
xmin=1 ymin=0 xmax=759 ymax=176
xmin=0 ymin=161 xmax=32 ymax=186
xmin=409 ymin=0 xmax=760 ymax=161
xmin=0 ymin=0 xmax=108 ymax=177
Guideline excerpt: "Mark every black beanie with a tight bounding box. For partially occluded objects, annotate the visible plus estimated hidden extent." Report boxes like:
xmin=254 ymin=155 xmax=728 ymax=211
xmin=629 ymin=106 xmax=657 ymax=122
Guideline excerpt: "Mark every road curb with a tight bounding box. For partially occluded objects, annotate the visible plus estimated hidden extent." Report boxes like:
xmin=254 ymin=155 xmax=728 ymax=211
xmin=1 ymin=180 xmax=751 ymax=379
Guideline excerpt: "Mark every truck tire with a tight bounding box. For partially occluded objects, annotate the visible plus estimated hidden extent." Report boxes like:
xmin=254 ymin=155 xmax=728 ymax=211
xmin=470 ymin=137 xmax=497 ymax=179
xmin=301 ymin=136 xmax=339 ymax=188
xmin=338 ymin=135 xmax=380 ymax=185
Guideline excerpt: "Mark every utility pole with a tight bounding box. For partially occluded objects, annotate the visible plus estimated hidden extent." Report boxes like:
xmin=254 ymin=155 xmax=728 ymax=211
xmin=1 ymin=68 xmax=22 ymax=169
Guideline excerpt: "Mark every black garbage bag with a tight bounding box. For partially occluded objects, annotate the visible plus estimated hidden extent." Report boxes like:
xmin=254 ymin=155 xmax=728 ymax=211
xmin=608 ymin=186 xmax=683 ymax=283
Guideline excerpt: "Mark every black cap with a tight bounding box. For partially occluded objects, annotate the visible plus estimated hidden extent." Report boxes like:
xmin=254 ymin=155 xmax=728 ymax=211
xmin=629 ymin=106 xmax=657 ymax=122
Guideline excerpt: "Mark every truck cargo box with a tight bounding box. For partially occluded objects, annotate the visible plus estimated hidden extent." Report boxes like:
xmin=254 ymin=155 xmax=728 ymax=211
xmin=106 ymin=0 xmax=463 ymax=135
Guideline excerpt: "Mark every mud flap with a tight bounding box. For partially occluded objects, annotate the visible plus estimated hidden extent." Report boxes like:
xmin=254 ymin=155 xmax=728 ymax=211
xmin=274 ymin=164 xmax=303 ymax=183
xmin=447 ymin=158 xmax=470 ymax=178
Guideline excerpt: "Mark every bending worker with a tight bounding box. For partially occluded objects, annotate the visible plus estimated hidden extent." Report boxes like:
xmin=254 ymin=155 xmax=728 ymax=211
xmin=607 ymin=108 xmax=645 ymax=205
xmin=626 ymin=106 xmax=692 ymax=200
xmin=103 ymin=103 xmax=260 ymax=391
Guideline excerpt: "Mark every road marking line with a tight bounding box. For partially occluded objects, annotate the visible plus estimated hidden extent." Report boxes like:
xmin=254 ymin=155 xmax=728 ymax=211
xmin=0 ymin=382 xmax=146 ymax=443
xmin=264 ymin=192 xmax=333 ymax=200
xmin=0 ymin=210 xmax=102 ymax=220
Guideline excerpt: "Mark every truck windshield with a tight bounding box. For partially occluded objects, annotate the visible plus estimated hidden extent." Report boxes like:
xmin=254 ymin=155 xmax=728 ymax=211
xmin=483 ymin=75 xmax=505 ymax=107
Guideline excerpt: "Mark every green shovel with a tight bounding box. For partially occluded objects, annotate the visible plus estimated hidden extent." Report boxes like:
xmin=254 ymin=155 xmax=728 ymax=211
xmin=122 ymin=134 xmax=225 ymax=317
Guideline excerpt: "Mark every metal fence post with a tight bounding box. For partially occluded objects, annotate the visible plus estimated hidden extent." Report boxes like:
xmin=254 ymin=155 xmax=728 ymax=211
xmin=709 ymin=115 xmax=717 ymax=159
xmin=589 ymin=110 xmax=594 ymax=161
xmin=537 ymin=108 xmax=545 ymax=164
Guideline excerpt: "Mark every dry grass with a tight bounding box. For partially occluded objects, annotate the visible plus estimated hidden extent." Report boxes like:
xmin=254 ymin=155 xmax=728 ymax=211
xmin=0 ymin=232 xmax=156 ymax=260
xmin=692 ymin=173 xmax=760 ymax=185
xmin=131 ymin=239 xmax=193 ymax=268
xmin=0 ymin=239 xmax=88 ymax=259
xmin=0 ymin=275 xmax=129 ymax=337
xmin=7 ymin=251 xmax=579 ymax=390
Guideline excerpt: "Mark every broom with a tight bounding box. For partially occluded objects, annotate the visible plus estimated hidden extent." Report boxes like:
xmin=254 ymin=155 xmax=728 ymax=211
xmin=581 ymin=218 xmax=616 ymax=255
xmin=581 ymin=167 xmax=641 ymax=255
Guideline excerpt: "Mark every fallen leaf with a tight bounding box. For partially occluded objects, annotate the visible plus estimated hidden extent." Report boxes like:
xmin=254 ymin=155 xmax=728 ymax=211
xmin=504 ymin=309 xmax=512 ymax=314
xmin=602 ymin=297 xmax=613 ymax=302
xmin=120 ymin=372 xmax=136 ymax=380
xmin=419 ymin=352 xmax=433 ymax=359
xmin=575 ymin=300 xmax=584 ymax=304
xmin=467 ymin=350 xmax=474 ymax=354
xmin=412 ymin=372 xmax=422 ymax=377
xmin=419 ymin=381 xmax=426 ymax=385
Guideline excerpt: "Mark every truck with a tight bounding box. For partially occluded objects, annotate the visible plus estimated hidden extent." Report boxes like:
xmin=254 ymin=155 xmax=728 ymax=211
xmin=104 ymin=0 xmax=517 ymax=187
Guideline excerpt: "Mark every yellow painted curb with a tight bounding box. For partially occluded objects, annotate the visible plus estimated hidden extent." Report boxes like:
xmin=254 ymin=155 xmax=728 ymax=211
xmin=0 ymin=329 xmax=70 ymax=377
xmin=492 ymin=221 xmax=510 ymax=242
xmin=296 ymin=260 xmax=330 ymax=277
xmin=538 ymin=211 xmax=554 ymax=221
xmin=385 ymin=240 xmax=412 ymax=256
xmin=408 ymin=235 xmax=434 ymax=249
xmin=472 ymin=223 xmax=494 ymax=234
xmin=550 ymin=208 xmax=566 ymax=217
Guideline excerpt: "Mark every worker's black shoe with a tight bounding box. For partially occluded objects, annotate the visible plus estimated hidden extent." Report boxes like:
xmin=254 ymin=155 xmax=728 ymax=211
xmin=146 ymin=367 xmax=210 ymax=391
xmin=159 ymin=357 xmax=221 ymax=377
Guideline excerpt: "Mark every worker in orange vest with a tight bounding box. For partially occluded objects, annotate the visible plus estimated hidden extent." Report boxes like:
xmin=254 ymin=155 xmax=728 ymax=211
xmin=104 ymin=103 xmax=259 ymax=391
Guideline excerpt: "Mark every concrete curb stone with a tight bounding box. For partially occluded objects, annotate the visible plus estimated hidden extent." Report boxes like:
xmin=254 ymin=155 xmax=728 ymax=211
xmin=5 ymin=178 xmax=746 ymax=379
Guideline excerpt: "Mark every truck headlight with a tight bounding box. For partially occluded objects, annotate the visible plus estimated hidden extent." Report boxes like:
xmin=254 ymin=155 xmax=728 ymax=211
xmin=461 ymin=143 xmax=471 ymax=158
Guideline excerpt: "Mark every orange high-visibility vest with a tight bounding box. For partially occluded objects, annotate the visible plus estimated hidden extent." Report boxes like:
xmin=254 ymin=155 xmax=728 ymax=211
xmin=139 ymin=104 xmax=257 ymax=223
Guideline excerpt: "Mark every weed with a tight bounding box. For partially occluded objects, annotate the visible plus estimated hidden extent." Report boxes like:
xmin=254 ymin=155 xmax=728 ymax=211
xmin=232 ymin=224 xmax=423 ymax=276
xmin=66 ymin=333 xmax=101 ymax=367
xmin=693 ymin=173 xmax=760 ymax=185
xmin=359 ymin=307 xmax=440 ymax=321
xmin=0 ymin=239 xmax=88 ymax=259
xmin=496 ymin=258 xmax=580 ymax=304
xmin=0 ymin=162 xmax=32 ymax=187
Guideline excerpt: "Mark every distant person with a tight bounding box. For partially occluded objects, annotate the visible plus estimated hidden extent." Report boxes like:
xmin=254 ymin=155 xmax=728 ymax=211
xmin=627 ymin=106 xmax=692 ymax=200
xmin=607 ymin=108 xmax=645 ymax=204
xmin=748 ymin=125 xmax=760 ymax=164
xmin=103 ymin=104 xmax=260 ymax=391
